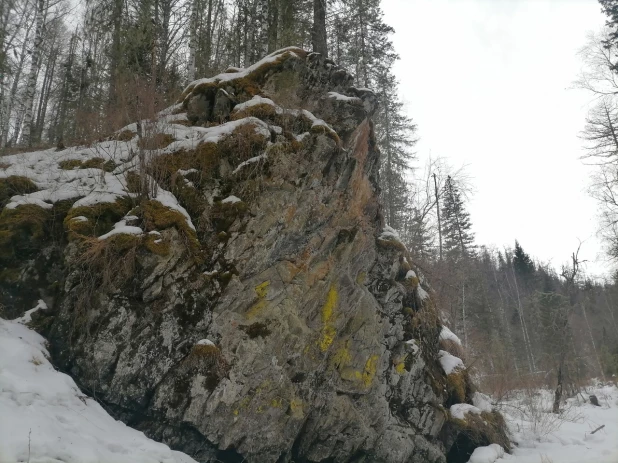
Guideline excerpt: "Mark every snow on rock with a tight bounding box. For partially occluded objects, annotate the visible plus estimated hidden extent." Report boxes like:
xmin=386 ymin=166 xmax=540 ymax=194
xmin=233 ymin=95 xmax=281 ymax=114
xmin=153 ymin=188 xmax=196 ymax=231
xmin=196 ymin=339 xmax=215 ymax=346
xmin=472 ymin=392 xmax=493 ymax=413
xmin=159 ymin=117 xmax=270 ymax=154
xmin=417 ymin=285 xmax=430 ymax=301
xmin=440 ymin=325 xmax=462 ymax=346
xmin=17 ymin=299 xmax=48 ymax=323
xmin=327 ymin=91 xmax=362 ymax=103
xmin=380 ymin=225 xmax=401 ymax=239
xmin=221 ymin=195 xmax=242 ymax=204
xmin=0 ymin=316 xmax=197 ymax=463
xmin=98 ymin=219 xmax=143 ymax=241
xmin=157 ymin=102 xmax=183 ymax=116
xmin=405 ymin=339 xmax=420 ymax=354
xmin=467 ymin=444 xmax=505 ymax=463
xmin=450 ymin=403 xmax=482 ymax=420
xmin=233 ymin=154 xmax=267 ymax=174
xmin=439 ymin=350 xmax=465 ymax=374
xmin=182 ymin=48 xmax=301 ymax=96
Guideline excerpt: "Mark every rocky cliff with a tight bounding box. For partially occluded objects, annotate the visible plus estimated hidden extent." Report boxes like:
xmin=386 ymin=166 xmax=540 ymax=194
xmin=0 ymin=48 xmax=508 ymax=463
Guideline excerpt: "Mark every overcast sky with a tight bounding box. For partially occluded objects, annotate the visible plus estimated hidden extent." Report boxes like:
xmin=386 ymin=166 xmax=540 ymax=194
xmin=382 ymin=0 xmax=610 ymax=278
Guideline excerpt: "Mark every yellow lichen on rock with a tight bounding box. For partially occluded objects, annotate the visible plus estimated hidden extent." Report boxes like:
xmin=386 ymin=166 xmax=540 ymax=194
xmin=289 ymin=399 xmax=304 ymax=419
xmin=246 ymin=281 xmax=270 ymax=319
xmin=318 ymin=284 xmax=338 ymax=351
xmin=362 ymin=354 xmax=379 ymax=387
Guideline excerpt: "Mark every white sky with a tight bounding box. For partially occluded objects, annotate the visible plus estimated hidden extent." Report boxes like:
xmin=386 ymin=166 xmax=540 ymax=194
xmin=382 ymin=0 xmax=611 ymax=278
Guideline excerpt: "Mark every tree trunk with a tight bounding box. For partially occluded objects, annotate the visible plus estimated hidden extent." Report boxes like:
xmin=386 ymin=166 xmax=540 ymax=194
xmin=312 ymin=0 xmax=327 ymax=56
xmin=267 ymin=0 xmax=278 ymax=53
xmin=433 ymin=173 xmax=443 ymax=261
xmin=187 ymin=0 xmax=197 ymax=82
xmin=511 ymin=265 xmax=536 ymax=373
xmin=109 ymin=0 xmax=123 ymax=104
xmin=582 ymin=303 xmax=606 ymax=382
xmin=19 ymin=0 xmax=46 ymax=146
xmin=552 ymin=357 xmax=563 ymax=414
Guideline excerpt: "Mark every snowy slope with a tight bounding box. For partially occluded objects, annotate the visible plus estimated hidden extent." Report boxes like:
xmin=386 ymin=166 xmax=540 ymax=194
xmin=0 ymin=311 xmax=197 ymax=463
xmin=468 ymin=383 xmax=618 ymax=463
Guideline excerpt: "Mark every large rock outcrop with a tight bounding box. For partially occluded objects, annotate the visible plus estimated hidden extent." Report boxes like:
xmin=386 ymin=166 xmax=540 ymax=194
xmin=0 ymin=48 xmax=508 ymax=462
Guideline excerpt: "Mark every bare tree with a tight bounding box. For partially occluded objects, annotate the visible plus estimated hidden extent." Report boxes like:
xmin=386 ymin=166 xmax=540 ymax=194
xmin=18 ymin=0 xmax=46 ymax=146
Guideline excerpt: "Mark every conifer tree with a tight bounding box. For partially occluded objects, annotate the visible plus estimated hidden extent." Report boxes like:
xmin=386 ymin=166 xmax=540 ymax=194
xmin=513 ymin=240 xmax=535 ymax=278
xmin=374 ymin=68 xmax=417 ymax=230
xmin=441 ymin=176 xmax=475 ymax=260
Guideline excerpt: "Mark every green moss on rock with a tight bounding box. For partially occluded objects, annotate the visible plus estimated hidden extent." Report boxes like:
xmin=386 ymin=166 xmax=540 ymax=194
xmin=0 ymin=176 xmax=38 ymax=207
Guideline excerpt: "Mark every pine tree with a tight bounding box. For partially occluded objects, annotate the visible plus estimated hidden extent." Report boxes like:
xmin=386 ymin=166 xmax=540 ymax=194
xmin=441 ymin=176 xmax=475 ymax=260
xmin=513 ymin=240 xmax=535 ymax=278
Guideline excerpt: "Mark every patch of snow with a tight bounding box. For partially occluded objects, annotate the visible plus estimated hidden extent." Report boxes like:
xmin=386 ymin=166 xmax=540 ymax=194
xmin=148 ymin=230 xmax=162 ymax=236
xmin=70 ymin=215 xmax=88 ymax=222
xmin=472 ymin=392 xmax=493 ymax=413
xmin=439 ymin=350 xmax=465 ymax=374
xmin=417 ymin=285 xmax=429 ymax=301
xmin=160 ymin=117 xmax=270 ymax=154
xmin=233 ymin=96 xmax=281 ymax=114
xmin=178 ymin=168 xmax=198 ymax=176
xmin=405 ymin=339 xmax=419 ymax=354
xmin=0 ymin=317 xmax=197 ymax=463
xmin=196 ymin=339 xmax=215 ymax=346
xmin=233 ymin=154 xmax=267 ymax=174
xmin=379 ymin=225 xmax=405 ymax=245
xmin=221 ymin=195 xmax=242 ymax=204
xmin=17 ymin=300 xmax=48 ymax=323
xmin=327 ymin=91 xmax=361 ymax=103
xmin=451 ymin=403 xmax=482 ymax=420
xmin=153 ymin=188 xmax=196 ymax=231
xmin=467 ymin=444 xmax=505 ymax=463
xmin=406 ymin=270 xmax=417 ymax=279
xmin=440 ymin=325 xmax=462 ymax=346
xmin=98 ymin=222 xmax=143 ymax=241
xmin=182 ymin=48 xmax=300 ymax=96
xmin=157 ymin=102 xmax=183 ymax=116
xmin=490 ymin=382 xmax=618 ymax=463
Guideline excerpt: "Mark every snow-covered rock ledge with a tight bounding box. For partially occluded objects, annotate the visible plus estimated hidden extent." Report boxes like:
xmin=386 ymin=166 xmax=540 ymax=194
xmin=0 ymin=314 xmax=197 ymax=463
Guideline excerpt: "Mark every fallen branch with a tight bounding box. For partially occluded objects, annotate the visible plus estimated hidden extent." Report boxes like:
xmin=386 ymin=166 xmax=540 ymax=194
xmin=590 ymin=424 xmax=605 ymax=434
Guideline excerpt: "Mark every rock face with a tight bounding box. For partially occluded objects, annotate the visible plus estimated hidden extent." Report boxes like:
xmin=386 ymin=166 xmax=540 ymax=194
xmin=0 ymin=48 xmax=507 ymax=462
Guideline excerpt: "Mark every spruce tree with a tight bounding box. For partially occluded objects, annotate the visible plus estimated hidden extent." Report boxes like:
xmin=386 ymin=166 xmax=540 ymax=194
xmin=513 ymin=240 xmax=535 ymax=278
xmin=441 ymin=176 xmax=475 ymax=260
xmin=374 ymin=68 xmax=417 ymax=230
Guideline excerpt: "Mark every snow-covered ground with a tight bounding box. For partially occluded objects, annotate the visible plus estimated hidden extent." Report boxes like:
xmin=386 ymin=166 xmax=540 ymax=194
xmin=2 ymin=303 xmax=616 ymax=463
xmin=468 ymin=381 xmax=618 ymax=463
xmin=0 ymin=310 xmax=197 ymax=463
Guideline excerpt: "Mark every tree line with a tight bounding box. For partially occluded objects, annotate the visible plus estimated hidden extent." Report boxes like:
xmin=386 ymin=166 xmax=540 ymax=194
xmin=398 ymin=163 xmax=618 ymax=399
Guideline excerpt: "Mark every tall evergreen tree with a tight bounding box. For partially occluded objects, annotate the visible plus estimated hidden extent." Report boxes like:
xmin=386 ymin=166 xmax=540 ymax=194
xmin=441 ymin=175 xmax=475 ymax=260
xmin=513 ymin=240 xmax=535 ymax=278
xmin=374 ymin=68 xmax=416 ymax=230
